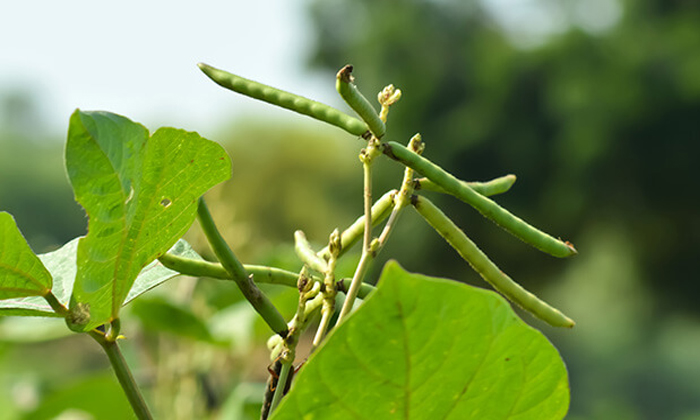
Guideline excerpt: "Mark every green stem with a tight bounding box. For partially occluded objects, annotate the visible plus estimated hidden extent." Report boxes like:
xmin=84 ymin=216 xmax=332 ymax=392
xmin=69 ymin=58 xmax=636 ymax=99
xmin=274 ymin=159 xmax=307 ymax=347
xmin=197 ymin=197 xmax=288 ymax=337
xmin=90 ymin=332 xmax=153 ymax=420
xmin=361 ymin=158 xmax=373 ymax=251
xmin=336 ymin=252 xmax=373 ymax=324
xmin=198 ymin=63 xmax=369 ymax=137
xmin=312 ymin=309 xmax=333 ymax=348
xmin=415 ymin=174 xmax=517 ymax=197
xmin=317 ymin=189 xmax=395 ymax=260
xmin=269 ymin=360 xmax=294 ymax=414
xmin=383 ymin=141 xmax=577 ymax=258
xmin=42 ymin=292 xmax=69 ymax=316
xmin=336 ymin=158 xmax=375 ymax=324
xmin=412 ymin=195 xmax=574 ymax=328
xmin=374 ymin=134 xmax=422 ymax=249
xmin=312 ymin=230 xmax=341 ymax=348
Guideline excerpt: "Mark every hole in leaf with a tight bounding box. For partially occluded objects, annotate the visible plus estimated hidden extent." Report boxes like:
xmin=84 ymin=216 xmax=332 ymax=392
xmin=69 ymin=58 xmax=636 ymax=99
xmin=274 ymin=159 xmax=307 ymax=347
xmin=125 ymin=186 xmax=135 ymax=204
xmin=160 ymin=198 xmax=172 ymax=208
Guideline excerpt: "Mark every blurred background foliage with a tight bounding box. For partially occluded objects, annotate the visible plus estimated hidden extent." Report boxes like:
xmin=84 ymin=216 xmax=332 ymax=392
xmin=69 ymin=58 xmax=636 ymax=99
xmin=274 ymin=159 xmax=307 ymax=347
xmin=1 ymin=0 xmax=699 ymax=419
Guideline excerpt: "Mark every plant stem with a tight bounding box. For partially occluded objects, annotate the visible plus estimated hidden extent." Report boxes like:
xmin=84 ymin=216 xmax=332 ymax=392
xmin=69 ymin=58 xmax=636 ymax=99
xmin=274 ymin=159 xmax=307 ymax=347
xmin=373 ymin=134 xmax=422 ymax=251
xmin=317 ymin=189 xmax=395 ymax=260
xmin=42 ymin=292 xmax=69 ymax=316
xmin=197 ymin=197 xmax=288 ymax=337
xmin=312 ymin=230 xmax=341 ymax=348
xmin=336 ymin=251 xmax=373 ymax=324
xmin=312 ymin=309 xmax=333 ymax=348
xmin=362 ymin=160 xmax=373 ymax=252
xmin=90 ymin=331 xmax=153 ymax=420
xmin=268 ymin=360 xmax=294 ymax=414
xmin=336 ymin=156 xmax=375 ymax=324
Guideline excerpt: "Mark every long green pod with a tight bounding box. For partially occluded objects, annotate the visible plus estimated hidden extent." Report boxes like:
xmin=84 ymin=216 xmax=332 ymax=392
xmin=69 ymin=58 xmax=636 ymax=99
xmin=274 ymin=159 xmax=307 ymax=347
xmin=383 ymin=141 xmax=576 ymax=258
xmin=336 ymin=65 xmax=386 ymax=138
xmin=317 ymin=189 xmax=396 ymax=260
xmin=158 ymin=253 xmax=300 ymax=287
xmin=412 ymin=195 xmax=574 ymax=328
xmin=198 ymin=63 xmax=369 ymax=137
xmin=197 ymin=198 xmax=289 ymax=337
xmin=415 ymin=174 xmax=517 ymax=197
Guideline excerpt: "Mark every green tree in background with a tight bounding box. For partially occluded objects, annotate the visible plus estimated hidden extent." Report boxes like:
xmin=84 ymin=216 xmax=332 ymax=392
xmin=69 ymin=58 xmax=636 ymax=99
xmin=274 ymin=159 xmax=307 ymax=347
xmin=308 ymin=0 xmax=700 ymax=419
xmin=0 ymin=91 xmax=85 ymax=252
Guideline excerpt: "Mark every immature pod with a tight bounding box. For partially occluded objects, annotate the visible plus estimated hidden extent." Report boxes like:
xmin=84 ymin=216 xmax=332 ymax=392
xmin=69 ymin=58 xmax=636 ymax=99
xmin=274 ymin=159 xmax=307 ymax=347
xmin=294 ymin=230 xmax=329 ymax=274
xmin=384 ymin=141 xmax=577 ymax=258
xmin=198 ymin=63 xmax=369 ymax=137
xmin=158 ymin=253 xmax=302 ymax=287
xmin=412 ymin=195 xmax=574 ymax=328
xmin=415 ymin=174 xmax=517 ymax=197
xmin=336 ymin=65 xmax=386 ymax=138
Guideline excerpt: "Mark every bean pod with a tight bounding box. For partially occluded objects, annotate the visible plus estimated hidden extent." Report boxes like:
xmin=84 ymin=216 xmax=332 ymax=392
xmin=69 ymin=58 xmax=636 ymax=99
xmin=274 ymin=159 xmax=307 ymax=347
xmin=336 ymin=65 xmax=386 ymax=138
xmin=413 ymin=195 xmax=575 ymax=328
xmin=384 ymin=141 xmax=577 ymax=258
xmin=198 ymin=63 xmax=369 ymax=137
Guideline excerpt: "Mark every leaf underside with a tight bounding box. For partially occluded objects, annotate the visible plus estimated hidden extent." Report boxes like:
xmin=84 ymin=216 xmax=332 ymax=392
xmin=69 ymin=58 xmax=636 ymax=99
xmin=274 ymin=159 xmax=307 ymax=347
xmin=0 ymin=238 xmax=202 ymax=318
xmin=271 ymin=261 xmax=569 ymax=420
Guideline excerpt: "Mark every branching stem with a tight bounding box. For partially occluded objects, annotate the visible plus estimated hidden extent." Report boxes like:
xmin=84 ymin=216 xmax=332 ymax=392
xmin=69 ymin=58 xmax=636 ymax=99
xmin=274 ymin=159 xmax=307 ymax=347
xmin=336 ymin=145 xmax=378 ymax=324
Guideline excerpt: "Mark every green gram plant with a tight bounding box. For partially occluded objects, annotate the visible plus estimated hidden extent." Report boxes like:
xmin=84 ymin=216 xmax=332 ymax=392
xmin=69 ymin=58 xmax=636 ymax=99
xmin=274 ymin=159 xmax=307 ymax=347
xmin=0 ymin=63 xmax=577 ymax=419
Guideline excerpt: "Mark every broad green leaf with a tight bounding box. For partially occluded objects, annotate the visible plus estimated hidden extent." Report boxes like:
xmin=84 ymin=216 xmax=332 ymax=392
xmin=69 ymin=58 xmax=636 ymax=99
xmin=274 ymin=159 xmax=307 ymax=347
xmin=271 ymin=261 xmax=569 ymax=420
xmin=65 ymin=110 xmax=231 ymax=331
xmin=0 ymin=238 xmax=202 ymax=318
xmin=0 ymin=212 xmax=52 ymax=299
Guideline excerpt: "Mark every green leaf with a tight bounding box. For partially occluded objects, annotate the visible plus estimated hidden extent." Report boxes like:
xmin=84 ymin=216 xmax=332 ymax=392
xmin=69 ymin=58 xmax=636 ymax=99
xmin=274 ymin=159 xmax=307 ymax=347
xmin=0 ymin=212 xmax=52 ymax=300
xmin=64 ymin=110 xmax=231 ymax=331
xmin=271 ymin=261 xmax=569 ymax=420
xmin=0 ymin=238 xmax=202 ymax=318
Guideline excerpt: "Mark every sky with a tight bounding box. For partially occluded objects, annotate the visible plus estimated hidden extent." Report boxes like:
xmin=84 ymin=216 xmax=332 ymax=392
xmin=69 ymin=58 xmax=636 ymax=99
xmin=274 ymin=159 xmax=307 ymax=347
xmin=0 ymin=0 xmax=334 ymax=139
xmin=0 ymin=0 xmax=620 ymax=140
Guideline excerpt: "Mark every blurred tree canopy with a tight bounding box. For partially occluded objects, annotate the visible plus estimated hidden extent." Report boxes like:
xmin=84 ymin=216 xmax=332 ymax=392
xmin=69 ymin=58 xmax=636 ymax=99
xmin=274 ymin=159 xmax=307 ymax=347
xmin=308 ymin=0 xmax=699 ymax=313
xmin=1 ymin=1 xmax=699 ymax=418
xmin=307 ymin=0 xmax=700 ymax=418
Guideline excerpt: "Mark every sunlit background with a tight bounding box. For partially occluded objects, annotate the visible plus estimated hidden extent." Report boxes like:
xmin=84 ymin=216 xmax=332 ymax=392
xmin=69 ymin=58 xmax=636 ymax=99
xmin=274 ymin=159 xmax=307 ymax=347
xmin=1 ymin=0 xmax=699 ymax=419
